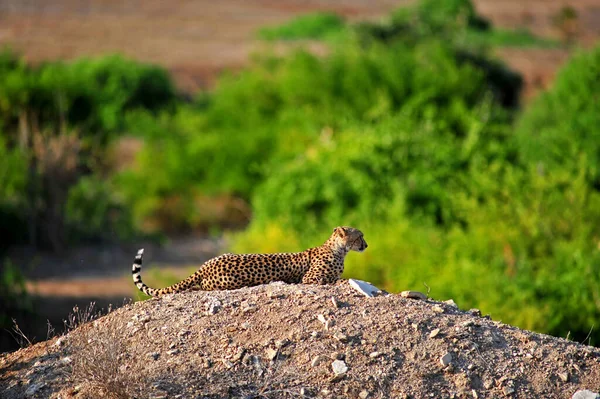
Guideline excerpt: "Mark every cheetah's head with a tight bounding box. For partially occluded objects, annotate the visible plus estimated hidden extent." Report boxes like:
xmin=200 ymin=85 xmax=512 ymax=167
xmin=332 ymin=226 xmax=368 ymax=252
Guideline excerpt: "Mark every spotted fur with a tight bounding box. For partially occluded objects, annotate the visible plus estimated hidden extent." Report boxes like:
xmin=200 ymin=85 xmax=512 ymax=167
xmin=132 ymin=226 xmax=367 ymax=297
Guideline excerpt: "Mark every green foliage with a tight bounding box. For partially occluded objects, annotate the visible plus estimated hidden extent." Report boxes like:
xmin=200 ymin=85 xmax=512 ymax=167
xmin=65 ymin=175 xmax=137 ymax=243
xmin=0 ymin=51 xmax=177 ymax=145
xmin=516 ymin=46 xmax=600 ymax=181
xmin=0 ymin=259 xmax=32 ymax=330
xmin=462 ymin=28 xmax=560 ymax=49
xmin=257 ymin=12 xmax=346 ymax=41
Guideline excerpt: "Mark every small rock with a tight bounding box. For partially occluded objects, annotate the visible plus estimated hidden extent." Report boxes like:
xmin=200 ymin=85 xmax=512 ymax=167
xmin=558 ymin=372 xmax=569 ymax=382
xmin=348 ymin=279 xmax=384 ymax=297
xmin=331 ymin=359 xmax=348 ymax=376
xmin=205 ymin=298 xmax=222 ymax=315
xmin=325 ymin=319 xmax=335 ymax=330
xmin=432 ymin=306 xmax=445 ymax=313
xmin=369 ymin=351 xmax=381 ymax=358
xmin=572 ymin=390 xmax=600 ymax=399
xmin=472 ymin=389 xmax=479 ymax=398
xmin=300 ymin=387 xmax=314 ymax=397
xmin=331 ymin=296 xmax=340 ymax=308
xmin=54 ymin=337 xmax=65 ymax=347
xmin=178 ymin=329 xmax=190 ymax=337
xmin=149 ymin=391 xmax=168 ymax=399
xmin=317 ymin=314 xmax=327 ymax=324
xmin=265 ymin=348 xmax=278 ymax=361
xmin=429 ymin=328 xmax=441 ymax=338
xmin=222 ymin=359 xmax=234 ymax=369
xmin=241 ymin=322 xmax=251 ymax=330
xmin=231 ymin=348 xmax=246 ymax=362
xmin=468 ymin=308 xmax=482 ymax=317
xmin=483 ymin=380 xmax=494 ymax=390
xmin=148 ymin=352 xmax=160 ymax=360
xmin=333 ymin=332 xmax=348 ymax=343
xmin=311 ymin=355 xmax=328 ymax=367
xmin=60 ymin=356 xmax=72 ymax=365
xmin=444 ymin=299 xmax=458 ymax=308
xmin=25 ymin=382 xmax=45 ymax=397
xmin=359 ymin=390 xmax=370 ymax=399
xmin=503 ymin=386 xmax=515 ymax=395
xmin=440 ymin=352 xmax=453 ymax=367
xmin=167 ymin=349 xmax=180 ymax=355
xmin=401 ymin=291 xmax=427 ymax=300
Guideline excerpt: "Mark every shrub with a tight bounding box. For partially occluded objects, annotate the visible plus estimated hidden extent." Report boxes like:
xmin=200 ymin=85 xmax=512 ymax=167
xmin=257 ymin=12 xmax=346 ymax=41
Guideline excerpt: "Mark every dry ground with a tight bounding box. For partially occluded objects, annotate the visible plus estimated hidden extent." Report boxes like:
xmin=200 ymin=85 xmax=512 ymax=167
xmin=1 ymin=281 xmax=599 ymax=398
xmin=0 ymin=0 xmax=599 ymax=95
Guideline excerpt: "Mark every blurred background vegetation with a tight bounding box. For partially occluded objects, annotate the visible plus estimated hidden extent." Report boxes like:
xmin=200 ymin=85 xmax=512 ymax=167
xmin=1 ymin=0 xmax=599 ymax=348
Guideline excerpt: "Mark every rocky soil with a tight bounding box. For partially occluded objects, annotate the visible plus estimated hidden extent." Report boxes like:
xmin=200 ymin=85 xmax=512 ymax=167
xmin=1 ymin=281 xmax=600 ymax=399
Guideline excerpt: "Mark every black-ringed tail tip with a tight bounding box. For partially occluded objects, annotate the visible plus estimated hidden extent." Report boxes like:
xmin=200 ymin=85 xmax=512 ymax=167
xmin=132 ymin=248 xmax=144 ymax=283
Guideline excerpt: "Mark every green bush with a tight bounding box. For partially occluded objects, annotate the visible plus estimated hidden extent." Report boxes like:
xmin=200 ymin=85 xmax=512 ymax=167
xmin=257 ymin=12 xmax=346 ymax=41
xmin=516 ymin=46 xmax=600 ymax=182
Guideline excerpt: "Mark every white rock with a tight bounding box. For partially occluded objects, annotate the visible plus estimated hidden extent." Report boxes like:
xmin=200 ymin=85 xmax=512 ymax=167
xmin=572 ymin=390 xmax=600 ymax=399
xmin=429 ymin=328 xmax=441 ymax=338
xmin=440 ymin=352 xmax=453 ymax=367
xmin=331 ymin=359 xmax=348 ymax=376
xmin=444 ymin=299 xmax=458 ymax=308
xmin=348 ymin=279 xmax=384 ymax=297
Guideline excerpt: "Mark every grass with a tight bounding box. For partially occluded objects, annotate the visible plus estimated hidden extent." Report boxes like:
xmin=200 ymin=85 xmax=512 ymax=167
xmin=257 ymin=12 xmax=347 ymax=41
xmin=463 ymin=28 xmax=561 ymax=48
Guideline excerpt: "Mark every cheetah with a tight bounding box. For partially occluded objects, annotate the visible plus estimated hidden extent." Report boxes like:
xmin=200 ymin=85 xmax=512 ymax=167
xmin=132 ymin=226 xmax=367 ymax=296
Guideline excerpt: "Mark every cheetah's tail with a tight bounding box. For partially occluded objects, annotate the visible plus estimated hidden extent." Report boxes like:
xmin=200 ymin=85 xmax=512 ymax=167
xmin=132 ymin=249 xmax=160 ymax=297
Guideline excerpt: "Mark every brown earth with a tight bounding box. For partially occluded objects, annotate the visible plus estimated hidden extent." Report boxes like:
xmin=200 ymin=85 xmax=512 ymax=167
xmin=1 ymin=281 xmax=600 ymax=398
xmin=0 ymin=0 xmax=599 ymax=96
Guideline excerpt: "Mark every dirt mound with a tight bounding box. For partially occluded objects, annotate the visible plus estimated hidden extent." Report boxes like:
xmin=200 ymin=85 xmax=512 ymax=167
xmin=1 ymin=281 xmax=600 ymax=398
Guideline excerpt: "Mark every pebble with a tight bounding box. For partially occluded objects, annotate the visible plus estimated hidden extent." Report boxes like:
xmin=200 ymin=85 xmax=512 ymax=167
xmin=317 ymin=314 xmax=327 ymax=324
xmin=348 ymin=279 xmax=384 ymax=297
xmin=444 ymin=299 xmax=458 ymax=308
xmin=483 ymin=380 xmax=494 ymax=389
xmin=325 ymin=319 xmax=335 ymax=330
xmin=148 ymin=352 xmax=160 ymax=360
xmin=300 ymin=387 xmax=314 ymax=397
xmin=331 ymin=296 xmax=340 ymax=308
xmin=205 ymin=298 xmax=222 ymax=315
xmin=331 ymin=359 xmax=348 ymax=376
xmin=503 ymin=387 xmax=515 ymax=395
xmin=222 ymin=359 xmax=234 ymax=369
xmin=558 ymin=372 xmax=569 ymax=382
xmin=167 ymin=349 xmax=180 ymax=355
xmin=369 ymin=351 xmax=381 ymax=358
xmin=572 ymin=390 xmax=600 ymax=399
xmin=440 ymin=352 xmax=453 ymax=367
xmin=400 ymin=291 xmax=427 ymax=300
xmin=333 ymin=332 xmax=348 ymax=343
xmin=25 ymin=382 xmax=45 ymax=398
xmin=265 ymin=348 xmax=278 ymax=361
xmin=468 ymin=308 xmax=482 ymax=317
xmin=429 ymin=328 xmax=441 ymax=338
xmin=359 ymin=390 xmax=370 ymax=399
xmin=432 ymin=306 xmax=445 ymax=313
xmin=311 ymin=355 xmax=328 ymax=367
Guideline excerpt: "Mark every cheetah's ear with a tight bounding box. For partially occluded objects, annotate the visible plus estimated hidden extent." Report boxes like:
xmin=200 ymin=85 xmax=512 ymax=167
xmin=334 ymin=227 xmax=346 ymax=238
